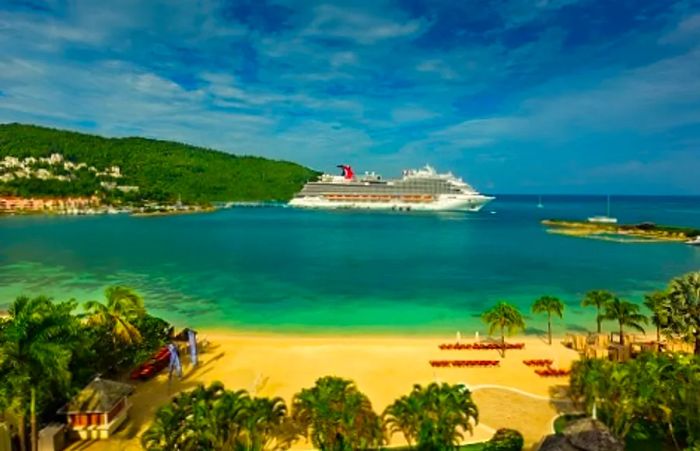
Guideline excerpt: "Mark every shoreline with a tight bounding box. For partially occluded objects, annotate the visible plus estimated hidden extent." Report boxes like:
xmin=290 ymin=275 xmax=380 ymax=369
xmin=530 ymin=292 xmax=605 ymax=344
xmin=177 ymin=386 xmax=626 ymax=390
xmin=194 ymin=327 xmax=585 ymax=340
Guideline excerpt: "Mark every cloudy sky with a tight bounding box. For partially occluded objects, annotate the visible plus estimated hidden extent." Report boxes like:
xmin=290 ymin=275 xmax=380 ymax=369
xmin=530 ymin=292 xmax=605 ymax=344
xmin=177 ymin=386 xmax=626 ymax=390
xmin=1 ymin=0 xmax=699 ymax=194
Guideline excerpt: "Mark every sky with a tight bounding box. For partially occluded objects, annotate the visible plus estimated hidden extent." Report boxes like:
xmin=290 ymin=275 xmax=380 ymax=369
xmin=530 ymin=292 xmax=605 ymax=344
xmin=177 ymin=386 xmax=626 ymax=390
xmin=1 ymin=0 xmax=699 ymax=194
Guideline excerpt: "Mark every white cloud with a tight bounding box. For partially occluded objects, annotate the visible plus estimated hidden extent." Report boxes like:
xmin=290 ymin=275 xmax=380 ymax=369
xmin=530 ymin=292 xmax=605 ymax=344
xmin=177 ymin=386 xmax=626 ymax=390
xmin=301 ymin=5 xmax=425 ymax=45
xmin=1 ymin=0 xmax=699 ymax=193
xmin=405 ymin=45 xmax=700 ymax=154
xmin=330 ymin=51 xmax=357 ymax=68
xmin=660 ymin=13 xmax=700 ymax=44
xmin=391 ymin=105 xmax=439 ymax=123
xmin=416 ymin=59 xmax=458 ymax=80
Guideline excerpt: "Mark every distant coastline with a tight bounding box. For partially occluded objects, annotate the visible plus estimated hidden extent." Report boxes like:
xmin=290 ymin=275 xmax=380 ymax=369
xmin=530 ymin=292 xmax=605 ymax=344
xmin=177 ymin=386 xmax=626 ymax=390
xmin=542 ymin=218 xmax=700 ymax=243
xmin=0 ymin=195 xmax=215 ymax=217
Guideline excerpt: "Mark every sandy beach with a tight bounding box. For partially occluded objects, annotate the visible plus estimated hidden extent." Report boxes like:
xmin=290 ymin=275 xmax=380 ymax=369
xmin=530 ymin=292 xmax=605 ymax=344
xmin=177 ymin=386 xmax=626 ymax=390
xmin=67 ymin=331 xmax=581 ymax=451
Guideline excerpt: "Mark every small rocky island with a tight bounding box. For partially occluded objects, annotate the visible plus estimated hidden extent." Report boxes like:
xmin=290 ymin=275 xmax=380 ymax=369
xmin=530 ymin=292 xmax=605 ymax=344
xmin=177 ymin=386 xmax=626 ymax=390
xmin=542 ymin=219 xmax=700 ymax=243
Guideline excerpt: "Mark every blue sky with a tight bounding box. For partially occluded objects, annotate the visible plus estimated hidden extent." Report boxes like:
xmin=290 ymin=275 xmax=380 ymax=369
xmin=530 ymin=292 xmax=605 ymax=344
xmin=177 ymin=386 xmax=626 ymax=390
xmin=1 ymin=0 xmax=699 ymax=194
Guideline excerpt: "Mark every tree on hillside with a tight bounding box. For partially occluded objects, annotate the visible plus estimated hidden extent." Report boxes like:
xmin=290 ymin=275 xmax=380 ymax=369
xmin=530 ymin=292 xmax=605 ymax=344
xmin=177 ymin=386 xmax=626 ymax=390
xmin=603 ymin=298 xmax=647 ymax=345
xmin=643 ymin=290 xmax=669 ymax=351
xmin=581 ymin=290 xmax=615 ymax=333
xmin=532 ymin=295 xmax=565 ymax=345
xmin=292 ymin=376 xmax=384 ymax=451
xmin=84 ymin=286 xmax=146 ymax=345
xmin=0 ymin=296 xmax=77 ymax=451
xmin=481 ymin=302 xmax=525 ymax=357
xmin=383 ymin=382 xmax=478 ymax=450
xmin=662 ymin=271 xmax=700 ymax=355
xmin=0 ymin=123 xmax=317 ymax=203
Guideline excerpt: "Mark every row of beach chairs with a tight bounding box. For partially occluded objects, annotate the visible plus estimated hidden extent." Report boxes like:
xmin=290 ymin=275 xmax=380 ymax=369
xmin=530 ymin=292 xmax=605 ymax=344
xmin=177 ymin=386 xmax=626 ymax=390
xmin=522 ymin=359 xmax=553 ymax=367
xmin=535 ymin=368 xmax=571 ymax=377
xmin=429 ymin=360 xmax=500 ymax=368
xmin=438 ymin=342 xmax=525 ymax=350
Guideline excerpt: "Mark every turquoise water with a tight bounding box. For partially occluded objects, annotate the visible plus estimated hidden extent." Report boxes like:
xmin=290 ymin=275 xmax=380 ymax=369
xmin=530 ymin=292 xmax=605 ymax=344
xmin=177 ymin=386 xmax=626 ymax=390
xmin=1 ymin=196 xmax=699 ymax=335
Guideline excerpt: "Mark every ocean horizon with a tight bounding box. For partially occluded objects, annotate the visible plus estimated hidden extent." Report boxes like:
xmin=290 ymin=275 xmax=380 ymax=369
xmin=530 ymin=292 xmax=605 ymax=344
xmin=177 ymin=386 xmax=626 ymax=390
xmin=1 ymin=194 xmax=699 ymax=336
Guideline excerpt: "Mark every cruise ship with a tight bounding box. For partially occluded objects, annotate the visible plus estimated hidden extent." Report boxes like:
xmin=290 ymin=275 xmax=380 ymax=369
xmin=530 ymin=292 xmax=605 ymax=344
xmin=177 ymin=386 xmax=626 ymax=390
xmin=289 ymin=165 xmax=494 ymax=211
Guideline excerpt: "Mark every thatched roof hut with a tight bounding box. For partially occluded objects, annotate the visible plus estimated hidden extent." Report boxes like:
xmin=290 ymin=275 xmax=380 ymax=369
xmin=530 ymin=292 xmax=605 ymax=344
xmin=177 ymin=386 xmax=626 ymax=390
xmin=60 ymin=377 xmax=133 ymax=440
xmin=64 ymin=378 xmax=133 ymax=413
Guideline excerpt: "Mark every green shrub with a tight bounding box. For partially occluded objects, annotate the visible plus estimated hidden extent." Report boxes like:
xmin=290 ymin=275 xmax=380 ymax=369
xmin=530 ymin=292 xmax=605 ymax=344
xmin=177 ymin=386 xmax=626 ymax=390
xmin=483 ymin=428 xmax=524 ymax=451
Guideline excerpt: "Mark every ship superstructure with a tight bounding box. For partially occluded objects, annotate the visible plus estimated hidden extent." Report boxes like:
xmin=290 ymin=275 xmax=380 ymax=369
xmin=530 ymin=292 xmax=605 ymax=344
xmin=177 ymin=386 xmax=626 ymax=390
xmin=289 ymin=165 xmax=494 ymax=211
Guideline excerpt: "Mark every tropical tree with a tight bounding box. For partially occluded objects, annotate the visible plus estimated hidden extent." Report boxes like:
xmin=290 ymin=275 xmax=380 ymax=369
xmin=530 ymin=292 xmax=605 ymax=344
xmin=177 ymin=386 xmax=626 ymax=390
xmin=142 ymin=382 xmax=294 ymax=451
xmin=603 ymin=297 xmax=647 ymax=345
xmin=532 ymin=295 xmax=564 ymax=345
xmin=662 ymin=271 xmax=700 ymax=355
xmin=570 ymin=353 xmax=700 ymax=447
xmin=481 ymin=302 xmax=525 ymax=357
xmin=291 ymin=376 xmax=384 ymax=451
xmin=581 ymin=290 xmax=614 ymax=333
xmin=84 ymin=286 xmax=146 ymax=344
xmin=643 ymin=290 xmax=668 ymax=351
xmin=0 ymin=296 xmax=77 ymax=451
xmin=141 ymin=396 xmax=195 ymax=450
xmin=244 ymin=396 xmax=294 ymax=450
xmin=383 ymin=382 xmax=478 ymax=450
xmin=383 ymin=391 xmax=422 ymax=448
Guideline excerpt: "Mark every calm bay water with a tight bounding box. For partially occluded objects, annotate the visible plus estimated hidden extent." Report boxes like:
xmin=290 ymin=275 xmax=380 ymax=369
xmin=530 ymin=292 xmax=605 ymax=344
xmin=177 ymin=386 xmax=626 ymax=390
xmin=1 ymin=195 xmax=699 ymax=335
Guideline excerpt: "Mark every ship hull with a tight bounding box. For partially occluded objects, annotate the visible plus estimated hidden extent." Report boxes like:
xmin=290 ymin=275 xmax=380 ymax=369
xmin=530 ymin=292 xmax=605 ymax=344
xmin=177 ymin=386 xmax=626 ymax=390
xmin=288 ymin=194 xmax=494 ymax=212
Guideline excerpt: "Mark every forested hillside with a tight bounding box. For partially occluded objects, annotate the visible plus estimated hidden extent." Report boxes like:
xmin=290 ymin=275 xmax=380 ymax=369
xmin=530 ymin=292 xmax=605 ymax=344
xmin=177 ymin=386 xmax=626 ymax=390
xmin=0 ymin=123 xmax=317 ymax=202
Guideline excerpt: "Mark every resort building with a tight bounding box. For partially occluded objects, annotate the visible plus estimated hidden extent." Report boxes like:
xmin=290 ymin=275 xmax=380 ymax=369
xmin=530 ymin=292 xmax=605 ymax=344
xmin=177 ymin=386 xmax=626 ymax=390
xmin=60 ymin=377 xmax=133 ymax=440
xmin=0 ymin=196 xmax=100 ymax=213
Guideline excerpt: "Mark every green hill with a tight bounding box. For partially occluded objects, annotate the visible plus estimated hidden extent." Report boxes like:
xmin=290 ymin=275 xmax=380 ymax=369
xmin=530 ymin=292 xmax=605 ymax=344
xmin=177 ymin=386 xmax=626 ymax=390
xmin=0 ymin=123 xmax=318 ymax=203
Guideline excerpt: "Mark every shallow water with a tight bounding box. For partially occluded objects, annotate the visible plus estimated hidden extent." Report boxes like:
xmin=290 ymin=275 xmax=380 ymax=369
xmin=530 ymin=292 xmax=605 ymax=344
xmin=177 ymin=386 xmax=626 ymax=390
xmin=1 ymin=195 xmax=699 ymax=335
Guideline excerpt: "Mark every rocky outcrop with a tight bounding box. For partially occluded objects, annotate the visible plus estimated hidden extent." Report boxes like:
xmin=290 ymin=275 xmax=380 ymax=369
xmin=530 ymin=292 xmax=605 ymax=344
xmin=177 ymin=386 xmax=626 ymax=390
xmin=538 ymin=418 xmax=623 ymax=451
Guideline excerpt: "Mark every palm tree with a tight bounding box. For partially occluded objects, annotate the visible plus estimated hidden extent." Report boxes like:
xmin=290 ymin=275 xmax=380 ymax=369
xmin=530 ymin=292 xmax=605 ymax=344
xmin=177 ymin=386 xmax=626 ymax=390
xmin=603 ymin=297 xmax=647 ymax=345
xmin=383 ymin=383 xmax=478 ymax=450
xmin=383 ymin=393 xmax=422 ymax=448
xmin=244 ymin=397 xmax=289 ymax=450
xmin=208 ymin=387 xmax=250 ymax=450
xmin=581 ymin=290 xmax=614 ymax=333
xmin=570 ymin=352 xmax=700 ymax=445
xmin=291 ymin=376 xmax=384 ymax=451
xmin=481 ymin=301 xmax=525 ymax=357
xmin=142 ymin=382 xmax=295 ymax=451
xmin=643 ymin=290 xmax=668 ymax=351
xmin=532 ymin=296 xmax=564 ymax=345
xmin=0 ymin=296 xmax=77 ymax=451
xmin=141 ymin=401 xmax=191 ymax=450
xmin=84 ymin=286 xmax=146 ymax=344
xmin=663 ymin=271 xmax=700 ymax=355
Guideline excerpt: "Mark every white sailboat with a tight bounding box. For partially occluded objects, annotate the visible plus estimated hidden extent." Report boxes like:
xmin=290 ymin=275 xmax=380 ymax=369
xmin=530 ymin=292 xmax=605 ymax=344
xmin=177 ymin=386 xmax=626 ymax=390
xmin=588 ymin=195 xmax=618 ymax=224
xmin=537 ymin=195 xmax=544 ymax=209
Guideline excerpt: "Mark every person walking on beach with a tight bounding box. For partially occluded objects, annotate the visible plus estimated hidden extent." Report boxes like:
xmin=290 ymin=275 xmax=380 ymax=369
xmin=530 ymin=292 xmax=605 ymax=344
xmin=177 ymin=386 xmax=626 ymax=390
xmin=167 ymin=342 xmax=183 ymax=381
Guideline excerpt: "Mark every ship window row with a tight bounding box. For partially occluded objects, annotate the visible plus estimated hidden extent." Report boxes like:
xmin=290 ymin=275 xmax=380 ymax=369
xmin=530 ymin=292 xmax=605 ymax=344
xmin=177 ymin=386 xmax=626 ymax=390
xmin=301 ymin=184 xmax=464 ymax=195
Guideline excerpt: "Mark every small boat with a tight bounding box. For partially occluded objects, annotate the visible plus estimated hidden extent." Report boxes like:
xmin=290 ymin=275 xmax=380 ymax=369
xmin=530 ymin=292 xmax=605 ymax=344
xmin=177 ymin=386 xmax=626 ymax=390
xmin=537 ymin=195 xmax=544 ymax=209
xmin=588 ymin=215 xmax=618 ymax=224
xmin=686 ymin=236 xmax=700 ymax=246
xmin=588 ymin=195 xmax=617 ymax=224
